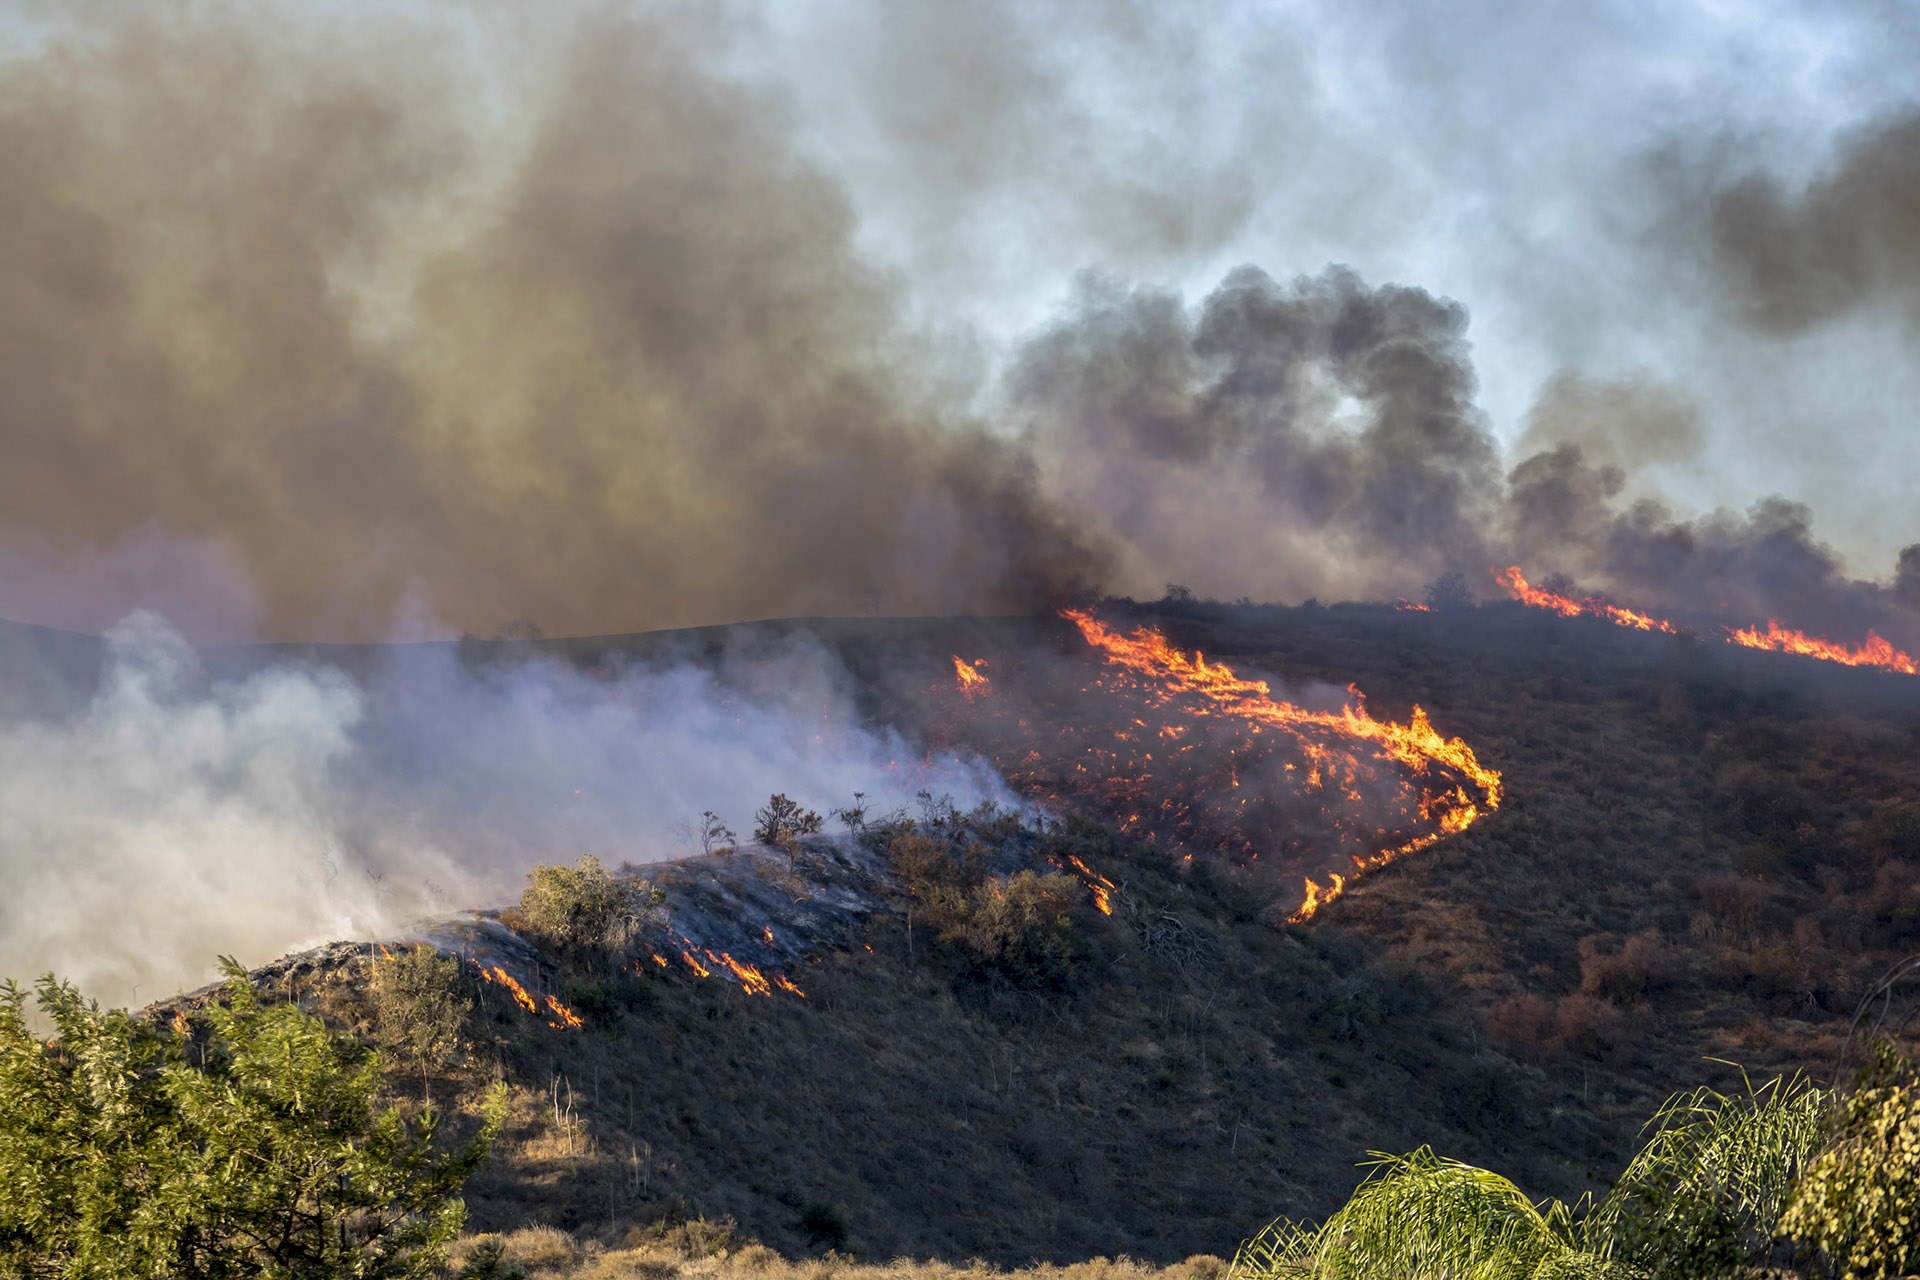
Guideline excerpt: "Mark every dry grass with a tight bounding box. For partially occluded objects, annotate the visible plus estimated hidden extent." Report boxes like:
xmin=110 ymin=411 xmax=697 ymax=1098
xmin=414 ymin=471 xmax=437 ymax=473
xmin=447 ymin=1223 xmax=1227 ymax=1280
xmin=267 ymin=603 xmax=1920 ymax=1263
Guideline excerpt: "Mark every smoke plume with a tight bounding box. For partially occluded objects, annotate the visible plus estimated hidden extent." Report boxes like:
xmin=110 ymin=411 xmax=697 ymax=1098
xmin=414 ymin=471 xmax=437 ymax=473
xmin=0 ymin=614 xmax=1011 ymax=1007
xmin=0 ymin=5 xmax=1102 ymax=642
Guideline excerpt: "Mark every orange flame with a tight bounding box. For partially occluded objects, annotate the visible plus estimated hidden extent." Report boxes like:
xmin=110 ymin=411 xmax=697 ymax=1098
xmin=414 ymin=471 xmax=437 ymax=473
xmin=772 ymin=971 xmax=806 ymax=997
xmin=543 ymin=993 xmax=584 ymax=1030
xmin=650 ymin=953 xmax=669 ymax=968
xmin=1062 ymin=609 xmax=1501 ymax=924
xmin=1499 ymin=566 xmax=1919 ymax=676
xmin=1492 ymin=566 xmax=1683 ymax=633
xmin=679 ymin=950 xmax=711 ymax=978
xmin=707 ymin=949 xmax=774 ymax=997
xmin=1727 ymin=619 xmax=1918 ymax=675
xmin=1062 ymin=853 xmax=1115 ymax=914
xmin=953 ymin=655 xmax=991 ymax=699
xmin=476 ymin=964 xmax=539 ymax=1015
xmin=1394 ymin=598 xmax=1433 ymax=612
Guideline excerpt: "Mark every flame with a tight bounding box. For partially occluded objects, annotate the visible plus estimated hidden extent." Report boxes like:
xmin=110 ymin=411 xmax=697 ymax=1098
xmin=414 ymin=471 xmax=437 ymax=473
xmin=707 ymin=949 xmax=774 ymax=997
xmin=772 ymin=971 xmax=806 ymax=997
xmin=542 ymin=993 xmax=583 ymax=1030
xmin=1062 ymin=853 xmax=1115 ymax=914
xmin=1727 ymin=619 xmax=1919 ymax=675
xmin=763 ymin=925 xmax=776 ymax=945
xmin=476 ymin=964 xmax=539 ymax=1015
xmin=1492 ymin=566 xmax=1683 ymax=633
xmin=650 ymin=953 xmax=669 ymax=968
xmin=679 ymin=949 xmax=711 ymax=977
xmin=1394 ymin=598 xmax=1433 ymax=612
xmin=953 ymin=655 xmax=991 ymax=699
xmin=1499 ymin=566 xmax=1919 ymax=676
xmin=1061 ymin=609 xmax=1501 ymax=922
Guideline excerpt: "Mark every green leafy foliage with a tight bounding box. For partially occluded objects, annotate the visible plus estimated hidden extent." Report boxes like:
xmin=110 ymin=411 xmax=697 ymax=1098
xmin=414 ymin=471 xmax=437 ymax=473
xmin=371 ymin=944 xmax=474 ymax=1100
xmin=1778 ymin=1043 xmax=1920 ymax=1279
xmin=0 ymin=957 xmax=505 ymax=1278
xmin=1232 ymin=1076 xmax=1827 ymax=1280
xmin=518 ymin=855 xmax=667 ymax=959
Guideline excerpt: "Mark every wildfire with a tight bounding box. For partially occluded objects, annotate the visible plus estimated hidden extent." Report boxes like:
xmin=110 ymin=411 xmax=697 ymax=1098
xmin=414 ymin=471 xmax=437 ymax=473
xmin=679 ymin=949 xmax=711 ymax=978
xmin=1497 ymin=566 xmax=1919 ymax=676
xmin=543 ymin=993 xmax=584 ymax=1030
xmin=1394 ymin=598 xmax=1433 ymax=612
xmin=1059 ymin=852 xmax=1115 ymax=914
xmin=953 ymin=656 xmax=991 ymax=699
xmin=1727 ymin=619 xmax=1919 ymax=675
xmin=476 ymin=964 xmax=539 ymax=1015
xmin=772 ymin=971 xmax=806 ymax=997
xmin=1059 ymin=609 xmax=1501 ymax=924
xmin=1492 ymin=566 xmax=1683 ymax=633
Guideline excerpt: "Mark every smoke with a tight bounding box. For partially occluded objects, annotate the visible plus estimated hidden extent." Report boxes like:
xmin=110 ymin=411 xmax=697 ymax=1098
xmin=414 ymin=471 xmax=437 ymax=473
xmin=0 ymin=3 xmax=1102 ymax=642
xmin=1700 ymin=109 xmax=1920 ymax=337
xmin=1011 ymin=265 xmax=1499 ymax=604
xmin=0 ymin=613 xmax=1012 ymax=1007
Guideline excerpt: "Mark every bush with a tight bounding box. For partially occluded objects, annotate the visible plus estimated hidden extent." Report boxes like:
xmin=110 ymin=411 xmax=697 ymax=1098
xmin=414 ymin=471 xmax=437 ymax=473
xmin=1778 ymin=1042 xmax=1920 ymax=1279
xmin=753 ymin=794 xmax=823 ymax=850
xmin=518 ymin=855 xmax=666 ymax=961
xmin=797 ymin=1200 xmax=849 ymax=1252
xmin=371 ymin=943 xmax=473 ymax=1099
xmin=1578 ymin=928 xmax=1675 ymax=1003
xmin=0 ymin=959 xmax=505 ymax=1278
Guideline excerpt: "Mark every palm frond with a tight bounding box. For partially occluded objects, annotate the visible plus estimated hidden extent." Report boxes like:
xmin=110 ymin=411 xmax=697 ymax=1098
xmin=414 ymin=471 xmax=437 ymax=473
xmin=1232 ymin=1147 xmax=1616 ymax=1280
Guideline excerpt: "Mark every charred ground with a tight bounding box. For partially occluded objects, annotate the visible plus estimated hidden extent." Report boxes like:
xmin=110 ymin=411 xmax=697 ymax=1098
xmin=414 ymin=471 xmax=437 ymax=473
xmin=143 ymin=601 xmax=1920 ymax=1262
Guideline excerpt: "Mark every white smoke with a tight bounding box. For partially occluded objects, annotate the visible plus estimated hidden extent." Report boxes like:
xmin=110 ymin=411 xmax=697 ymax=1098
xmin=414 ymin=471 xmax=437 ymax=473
xmin=0 ymin=613 xmax=1013 ymax=1007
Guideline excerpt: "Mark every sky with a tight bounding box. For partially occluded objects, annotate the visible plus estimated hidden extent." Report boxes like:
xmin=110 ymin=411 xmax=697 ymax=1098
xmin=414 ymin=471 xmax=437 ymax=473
xmin=3 ymin=0 xmax=1918 ymax=640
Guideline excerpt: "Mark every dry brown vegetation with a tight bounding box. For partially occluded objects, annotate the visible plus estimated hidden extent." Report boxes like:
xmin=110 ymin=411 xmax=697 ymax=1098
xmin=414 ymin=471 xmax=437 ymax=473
xmin=256 ymin=602 xmax=1920 ymax=1266
xmin=446 ymin=1219 xmax=1225 ymax=1280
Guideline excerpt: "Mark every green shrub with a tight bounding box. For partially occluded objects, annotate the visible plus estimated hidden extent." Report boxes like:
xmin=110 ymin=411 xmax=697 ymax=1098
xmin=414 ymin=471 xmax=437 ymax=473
xmin=1778 ymin=1043 xmax=1920 ymax=1279
xmin=371 ymin=943 xmax=474 ymax=1099
xmin=0 ymin=959 xmax=505 ymax=1278
xmin=518 ymin=855 xmax=666 ymax=961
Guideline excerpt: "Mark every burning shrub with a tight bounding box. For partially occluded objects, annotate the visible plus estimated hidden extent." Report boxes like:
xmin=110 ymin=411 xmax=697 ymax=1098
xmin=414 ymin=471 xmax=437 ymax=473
xmin=1577 ymin=928 xmax=1676 ymax=1003
xmin=371 ymin=943 xmax=474 ymax=1100
xmin=518 ymin=855 xmax=667 ymax=964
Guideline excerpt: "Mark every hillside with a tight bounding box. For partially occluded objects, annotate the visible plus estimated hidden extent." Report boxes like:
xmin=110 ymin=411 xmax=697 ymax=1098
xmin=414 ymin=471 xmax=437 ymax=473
xmin=158 ymin=599 xmax=1920 ymax=1265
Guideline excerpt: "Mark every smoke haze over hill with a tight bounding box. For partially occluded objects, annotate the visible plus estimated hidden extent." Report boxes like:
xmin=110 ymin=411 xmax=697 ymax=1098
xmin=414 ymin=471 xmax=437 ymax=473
xmin=0 ymin=1 xmax=1918 ymax=642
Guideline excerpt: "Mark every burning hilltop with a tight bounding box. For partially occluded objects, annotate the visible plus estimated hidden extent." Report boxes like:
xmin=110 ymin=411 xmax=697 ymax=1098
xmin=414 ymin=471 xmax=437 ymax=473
xmin=1493 ymin=566 xmax=1920 ymax=675
xmin=929 ymin=607 xmax=1501 ymax=923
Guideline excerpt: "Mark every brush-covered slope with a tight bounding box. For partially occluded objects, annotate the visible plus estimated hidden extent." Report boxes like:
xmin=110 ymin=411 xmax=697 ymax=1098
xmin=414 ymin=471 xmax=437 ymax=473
xmin=193 ymin=599 xmax=1920 ymax=1264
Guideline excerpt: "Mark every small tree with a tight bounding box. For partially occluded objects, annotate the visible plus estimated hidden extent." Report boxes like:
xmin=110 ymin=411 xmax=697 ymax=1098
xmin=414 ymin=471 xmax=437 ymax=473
xmin=753 ymin=794 xmax=823 ymax=870
xmin=696 ymin=810 xmax=737 ymax=857
xmin=0 ymin=959 xmax=505 ymax=1278
xmin=518 ymin=856 xmax=667 ymax=966
xmin=1424 ymin=570 xmax=1475 ymax=611
xmin=371 ymin=944 xmax=474 ymax=1102
xmin=1779 ymin=1041 xmax=1920 ymax=1278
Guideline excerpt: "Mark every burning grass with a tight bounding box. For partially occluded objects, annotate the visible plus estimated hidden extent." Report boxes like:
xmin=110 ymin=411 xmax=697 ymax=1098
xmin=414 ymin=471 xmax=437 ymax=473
xmin=934 ymin=608 xmax=1500 ymax=925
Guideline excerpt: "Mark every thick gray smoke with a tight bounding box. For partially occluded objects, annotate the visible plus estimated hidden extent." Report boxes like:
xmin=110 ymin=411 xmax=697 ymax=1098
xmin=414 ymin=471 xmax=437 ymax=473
xmin=0 ymin=4 xmax=1101 ymax=642
xmin=0 ymin=615 xmax=1011 ymax=1007
xmin=1006 ymin=264 xmax=1917 ymax=638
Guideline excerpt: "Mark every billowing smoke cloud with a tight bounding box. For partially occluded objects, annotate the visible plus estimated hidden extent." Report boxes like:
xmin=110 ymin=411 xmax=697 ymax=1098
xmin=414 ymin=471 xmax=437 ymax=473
xmin=1006 ymin=263 xmax=1917 ymax=638
xmin=0 ymin=614 xmax=1011 ymax=1007
xmin=0 ymin=5 xmax=1102 ymax=642
xmin=1702 ymin=110 xmax=1920 ymax=337
xmin=1011 ymin=265 xmax=1498 ymax=603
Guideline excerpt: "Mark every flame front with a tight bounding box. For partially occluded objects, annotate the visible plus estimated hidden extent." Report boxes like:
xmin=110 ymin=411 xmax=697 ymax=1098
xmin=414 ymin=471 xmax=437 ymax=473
xmin=1727 ymin=619 xmax=1918 ymax=674
xmin=1493 ymin=567 xmax=1683 ymax=633
xmin=1059 ymin=609 xmax=1500 ymax=923
xmin=477 ymin=964 xmax=539 ymax=1015
xmin=1496 ymin=566 xmax=1919 ymax=676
